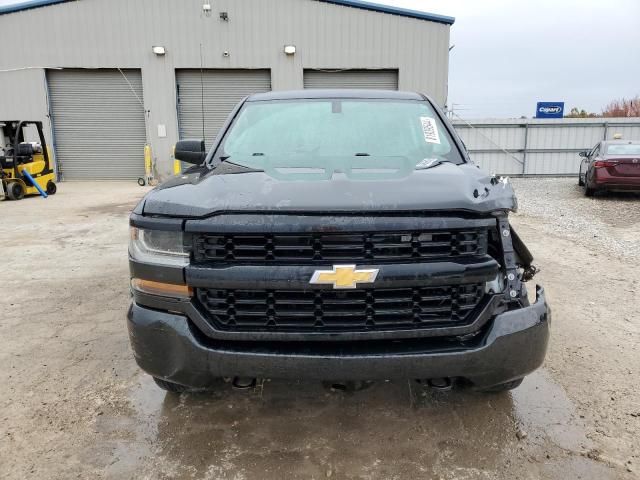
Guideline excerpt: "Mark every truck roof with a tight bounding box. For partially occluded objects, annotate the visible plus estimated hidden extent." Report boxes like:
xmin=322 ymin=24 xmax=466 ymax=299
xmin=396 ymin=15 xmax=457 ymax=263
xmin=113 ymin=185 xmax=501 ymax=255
xmin=247 ymin=89 xmax=425 ymax=102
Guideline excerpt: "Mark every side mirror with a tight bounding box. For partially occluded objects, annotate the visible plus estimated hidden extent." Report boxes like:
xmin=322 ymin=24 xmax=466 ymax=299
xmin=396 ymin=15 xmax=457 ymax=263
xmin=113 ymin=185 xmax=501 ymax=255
xmin=175 ymin=139 xmax=206 ymax=164
xmin=578 ymin=151 xmax=588 ymax=158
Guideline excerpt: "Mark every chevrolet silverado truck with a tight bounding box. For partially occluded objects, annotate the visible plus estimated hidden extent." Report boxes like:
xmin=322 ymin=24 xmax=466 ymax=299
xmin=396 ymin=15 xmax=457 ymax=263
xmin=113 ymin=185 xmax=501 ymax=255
xmin=127 ymin=90 xmax=549 ymax=393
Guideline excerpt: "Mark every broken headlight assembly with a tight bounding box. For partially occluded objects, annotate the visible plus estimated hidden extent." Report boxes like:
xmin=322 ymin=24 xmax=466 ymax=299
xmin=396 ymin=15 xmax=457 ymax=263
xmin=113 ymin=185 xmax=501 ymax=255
xmin=129 ymin=227 xmax=190 ymax=266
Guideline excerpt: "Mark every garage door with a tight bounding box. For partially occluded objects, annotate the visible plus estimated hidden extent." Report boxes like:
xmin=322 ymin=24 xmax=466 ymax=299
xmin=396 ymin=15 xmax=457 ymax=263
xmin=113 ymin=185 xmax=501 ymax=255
xmin=303 ymin=69 xmax=398 ymax=90
xmin=47 ymin=69 xmax=146 ymax=180
xmin=176 ymin=69 xmax=271 ymax=146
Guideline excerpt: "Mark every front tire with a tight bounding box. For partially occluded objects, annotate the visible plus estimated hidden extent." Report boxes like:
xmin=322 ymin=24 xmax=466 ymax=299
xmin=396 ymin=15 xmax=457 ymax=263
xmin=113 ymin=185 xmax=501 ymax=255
xmin=578 ymin=171 xmax=584 ymax=186
xmin=480 ymin=378 xmax=523 ymax=393
xmin=46 ymin=181 xmax=57 ymax=195
xmin=153 ymin=377 xmax=190 ymax=393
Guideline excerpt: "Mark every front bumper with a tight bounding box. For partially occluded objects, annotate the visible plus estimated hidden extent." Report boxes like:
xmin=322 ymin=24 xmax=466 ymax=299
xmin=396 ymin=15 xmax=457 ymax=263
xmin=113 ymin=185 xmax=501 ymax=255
xmin=127 ymin=287 xmax=550 ymax=390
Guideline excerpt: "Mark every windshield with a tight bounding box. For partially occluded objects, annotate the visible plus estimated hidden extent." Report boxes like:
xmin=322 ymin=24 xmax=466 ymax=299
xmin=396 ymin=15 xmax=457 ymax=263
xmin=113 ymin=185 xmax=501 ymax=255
xmin=215 ymin=99 xmax=464 ymax=174
xmin=606 ymin=143 xmax=640 ymax=155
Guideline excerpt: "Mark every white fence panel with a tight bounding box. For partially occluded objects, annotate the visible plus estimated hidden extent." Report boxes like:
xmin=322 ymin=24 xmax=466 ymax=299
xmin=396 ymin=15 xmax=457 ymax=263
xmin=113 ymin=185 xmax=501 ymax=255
xmin=455 ymin=125 xmax=525 ymax=151
xmin=464 ymin=152 xmax=524 ymax=176
xmin=525 ymin=152 xmax=579 ymax=175
xmin=452 ymin=118 xmax=640 ymax=175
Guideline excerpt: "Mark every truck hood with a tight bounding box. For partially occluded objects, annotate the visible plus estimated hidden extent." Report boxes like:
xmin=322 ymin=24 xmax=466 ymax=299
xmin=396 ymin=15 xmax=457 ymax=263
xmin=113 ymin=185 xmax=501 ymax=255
xmin=140 ymin=162 xmax=517 ymax=218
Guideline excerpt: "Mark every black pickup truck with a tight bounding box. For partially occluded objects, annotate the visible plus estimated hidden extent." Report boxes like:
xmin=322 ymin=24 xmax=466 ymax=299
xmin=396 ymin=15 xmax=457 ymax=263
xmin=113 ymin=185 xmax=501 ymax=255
xmin=127 ymin=90 xmax=549 ymax=393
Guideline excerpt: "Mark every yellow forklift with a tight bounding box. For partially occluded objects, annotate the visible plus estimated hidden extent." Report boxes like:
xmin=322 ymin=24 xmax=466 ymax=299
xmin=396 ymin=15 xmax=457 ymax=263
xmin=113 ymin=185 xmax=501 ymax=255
xmin=1 ymin=120 xmax=57 ymax=200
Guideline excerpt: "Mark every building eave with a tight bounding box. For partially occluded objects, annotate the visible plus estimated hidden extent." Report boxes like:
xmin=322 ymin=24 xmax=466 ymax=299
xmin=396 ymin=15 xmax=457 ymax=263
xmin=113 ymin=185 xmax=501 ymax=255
xmin=317 ymin=0 xmax=455 ymax=25
xmin=1 ymin=0 xmax=455 ymax=25
xmin=0 ymin=0 xmax=73 ymax=15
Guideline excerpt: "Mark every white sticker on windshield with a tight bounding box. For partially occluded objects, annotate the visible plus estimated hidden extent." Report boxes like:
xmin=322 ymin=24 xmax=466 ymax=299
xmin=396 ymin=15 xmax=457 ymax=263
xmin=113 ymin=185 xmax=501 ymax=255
xmin=420 ymin=116 xmax=441 ymax=145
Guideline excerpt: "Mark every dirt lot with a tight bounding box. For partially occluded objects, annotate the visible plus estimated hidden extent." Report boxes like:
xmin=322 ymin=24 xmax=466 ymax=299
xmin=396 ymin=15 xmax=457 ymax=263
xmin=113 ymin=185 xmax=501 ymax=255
xmin=1 ymin=178 xmax=638 ymax=479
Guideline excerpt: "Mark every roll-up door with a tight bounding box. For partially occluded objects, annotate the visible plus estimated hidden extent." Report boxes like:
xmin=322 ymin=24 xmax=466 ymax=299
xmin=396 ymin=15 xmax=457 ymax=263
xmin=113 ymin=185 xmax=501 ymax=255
xmin=176 ymin=69 xmax=271 ymax=145
xmin=47 ymin=69 xmax=146 ymax=180
xmin=303 ymin=69 xmax=398 ymax=90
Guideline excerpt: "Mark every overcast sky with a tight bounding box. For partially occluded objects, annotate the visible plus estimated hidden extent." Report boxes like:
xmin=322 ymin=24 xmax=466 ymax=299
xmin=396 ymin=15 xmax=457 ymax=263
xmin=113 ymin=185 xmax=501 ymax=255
xmin=1 ymin=0 xmax=639 ymax=118
xmin=388 ymin=0 xmax=640 ymax=118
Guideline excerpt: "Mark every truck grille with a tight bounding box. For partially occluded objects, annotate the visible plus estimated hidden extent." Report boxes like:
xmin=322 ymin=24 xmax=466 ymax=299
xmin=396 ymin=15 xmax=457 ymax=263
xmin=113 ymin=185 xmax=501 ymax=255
xmin=193 ymin=230 xmax=488 ymax=264
xmin=196 ymin=283 xmax=485 ymax=332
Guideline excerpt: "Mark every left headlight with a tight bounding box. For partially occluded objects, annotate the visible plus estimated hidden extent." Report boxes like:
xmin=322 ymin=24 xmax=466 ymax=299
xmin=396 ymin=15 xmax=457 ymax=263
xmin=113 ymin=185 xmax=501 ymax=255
xmin=129 ymin=227 xmax=190 ymax=266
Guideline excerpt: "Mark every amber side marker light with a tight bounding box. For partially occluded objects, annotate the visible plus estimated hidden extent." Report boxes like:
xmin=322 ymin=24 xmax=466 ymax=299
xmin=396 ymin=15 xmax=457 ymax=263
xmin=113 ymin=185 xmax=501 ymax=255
xmin=131 ymin=278 xmax=193 ymax=298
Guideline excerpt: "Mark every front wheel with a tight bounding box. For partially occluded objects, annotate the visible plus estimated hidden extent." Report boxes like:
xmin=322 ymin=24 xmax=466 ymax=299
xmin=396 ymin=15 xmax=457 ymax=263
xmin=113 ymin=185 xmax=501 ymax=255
xmin=578 ymin=171 xmax=584 ymax=186
xmin=46 ymin=181 xmax=57 ymax=195
xmin=137 ymin=177 xmax=146 ymax=186
xmin=480 ymin=378 xmax=523 ymax=393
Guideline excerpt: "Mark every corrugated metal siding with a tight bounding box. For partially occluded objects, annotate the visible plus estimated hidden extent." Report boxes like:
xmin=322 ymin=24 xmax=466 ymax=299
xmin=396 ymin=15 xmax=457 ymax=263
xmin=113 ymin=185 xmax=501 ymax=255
xmin=0 ymin=0 xmax=448 ymax=96
xmin=47 ymin=69 xmax=146 ymax=180
xmin=303 ymin=69 xmax=398 ymax=90
xmin=176 ymin=69 xmax=271 ymax=145
xmin=0 ymin=0 xmax=451 ymax=178
xmin=452 ymin=118 xmax=640 ymax=175
xmin=0 ymin=69 xmax=52 ymax=153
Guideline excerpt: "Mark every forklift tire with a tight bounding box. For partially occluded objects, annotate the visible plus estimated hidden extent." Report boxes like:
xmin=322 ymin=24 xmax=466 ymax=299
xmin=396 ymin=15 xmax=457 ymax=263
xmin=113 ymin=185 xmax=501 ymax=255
xmin=137 ymin=177 xmax=146 ymax=186
xmin=46 ymin=181 xmax=57 ymax=195
xmin=7 ymin=182 xmax=25 ymax=200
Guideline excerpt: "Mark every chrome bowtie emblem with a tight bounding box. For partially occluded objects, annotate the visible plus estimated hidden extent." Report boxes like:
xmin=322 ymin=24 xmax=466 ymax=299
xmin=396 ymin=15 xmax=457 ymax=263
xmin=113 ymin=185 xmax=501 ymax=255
xmin=309 ymin=265 xmax=379 ymax=289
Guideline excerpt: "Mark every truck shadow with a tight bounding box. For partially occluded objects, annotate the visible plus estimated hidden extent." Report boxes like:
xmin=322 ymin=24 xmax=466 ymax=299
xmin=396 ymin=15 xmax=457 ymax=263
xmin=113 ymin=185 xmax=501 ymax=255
xmin=117 ymin=370 xmax=603 ymax=479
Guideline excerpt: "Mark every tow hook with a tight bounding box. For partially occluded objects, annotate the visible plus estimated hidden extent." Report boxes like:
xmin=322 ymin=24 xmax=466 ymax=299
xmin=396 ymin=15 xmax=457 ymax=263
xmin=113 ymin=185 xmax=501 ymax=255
xmin=232 ymin=377 xmax=257 ymax=390
xmin=322 ymin=380 xmax=374 ymax=392
xmin=417 ymin=377 xmax=453 ymax=391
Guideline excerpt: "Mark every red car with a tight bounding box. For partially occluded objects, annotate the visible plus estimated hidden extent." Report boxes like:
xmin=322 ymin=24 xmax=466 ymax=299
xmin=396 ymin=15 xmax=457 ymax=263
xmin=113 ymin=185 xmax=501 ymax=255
xmin=579 ymin=140 xmax=640 ymax=196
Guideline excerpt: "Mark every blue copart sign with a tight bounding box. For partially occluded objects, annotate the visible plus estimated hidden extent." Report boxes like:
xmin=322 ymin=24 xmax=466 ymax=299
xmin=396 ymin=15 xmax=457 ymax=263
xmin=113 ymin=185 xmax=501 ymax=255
xmin=536 ymin=102 xmax=564 ymax=118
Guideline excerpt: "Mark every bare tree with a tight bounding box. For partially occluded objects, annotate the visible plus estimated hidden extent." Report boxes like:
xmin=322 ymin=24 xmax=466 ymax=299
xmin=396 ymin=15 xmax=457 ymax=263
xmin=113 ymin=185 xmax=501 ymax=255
xmin=601 ymin=95 xmax=640 ymax=117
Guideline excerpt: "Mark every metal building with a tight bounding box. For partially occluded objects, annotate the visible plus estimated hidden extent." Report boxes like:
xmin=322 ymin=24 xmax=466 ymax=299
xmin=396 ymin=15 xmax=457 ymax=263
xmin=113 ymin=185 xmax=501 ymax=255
xmin=0 ymin=0 xmax=454 ymax=180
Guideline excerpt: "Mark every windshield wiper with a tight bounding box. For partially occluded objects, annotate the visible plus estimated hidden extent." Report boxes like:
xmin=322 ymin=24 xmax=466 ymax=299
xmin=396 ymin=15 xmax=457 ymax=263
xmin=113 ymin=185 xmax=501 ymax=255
xmin=219 ymin=153 xmax=264 ymax=161
xmin=216 ymin=156 xmax=249 ymax=169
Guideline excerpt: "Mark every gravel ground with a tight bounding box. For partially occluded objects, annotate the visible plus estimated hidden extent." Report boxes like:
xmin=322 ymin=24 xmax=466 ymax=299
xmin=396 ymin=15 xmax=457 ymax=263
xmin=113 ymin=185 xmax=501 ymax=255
xmin=510 ymin=177 xmax=640 ymax=260
xmin=0 ymin=180 xmax=638 ymax=479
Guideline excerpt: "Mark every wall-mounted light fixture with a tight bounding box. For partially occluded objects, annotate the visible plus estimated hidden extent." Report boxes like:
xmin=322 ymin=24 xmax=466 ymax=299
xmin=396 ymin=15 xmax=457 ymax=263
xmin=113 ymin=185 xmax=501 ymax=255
xmin=219 ymin=11 xmax=229 ymax=21
xmin=202 ymin=3 xmax=211 ymax=15
xmin=152 ymin=46 xmax=166 ymax=56
xmin=284 ymin=45 xmax=296 ymax=55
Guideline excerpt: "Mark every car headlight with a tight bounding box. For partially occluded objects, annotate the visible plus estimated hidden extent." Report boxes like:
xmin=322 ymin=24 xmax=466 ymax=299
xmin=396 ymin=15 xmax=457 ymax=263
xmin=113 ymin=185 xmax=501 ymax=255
xmin=129 ymin=227 xmax=190 ymax=266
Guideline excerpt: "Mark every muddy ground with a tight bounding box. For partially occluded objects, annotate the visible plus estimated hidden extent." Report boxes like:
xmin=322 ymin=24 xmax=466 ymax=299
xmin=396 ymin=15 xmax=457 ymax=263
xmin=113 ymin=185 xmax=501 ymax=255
xmin=1 ymin=179 xmax=638 ymax=479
